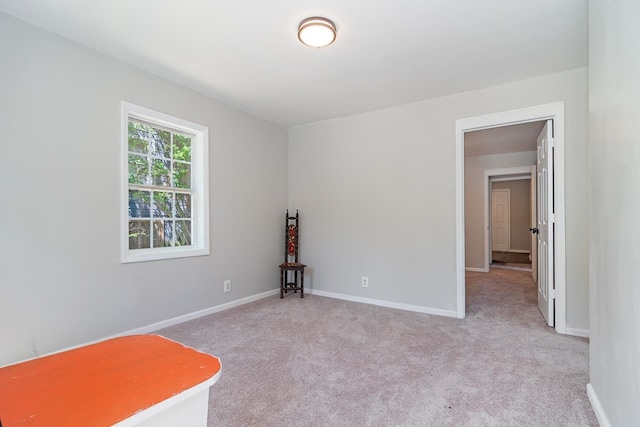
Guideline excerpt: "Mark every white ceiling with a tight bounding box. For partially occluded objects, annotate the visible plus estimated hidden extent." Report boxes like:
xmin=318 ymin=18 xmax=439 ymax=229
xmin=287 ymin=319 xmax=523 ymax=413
xmin=0 ymin=0 xmax=588 ymax=128
xmin=464 ymin=121 xmax=546 ymax=158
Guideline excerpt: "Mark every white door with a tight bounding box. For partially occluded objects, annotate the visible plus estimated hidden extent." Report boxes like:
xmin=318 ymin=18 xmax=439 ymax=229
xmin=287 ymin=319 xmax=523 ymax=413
xmin=537 ymin=120 xmax=554 ymax=327
xmin=530 ymin=165 xmax=537 ymax=282
xmin=491 ymin=189 xmax=510 ymax=253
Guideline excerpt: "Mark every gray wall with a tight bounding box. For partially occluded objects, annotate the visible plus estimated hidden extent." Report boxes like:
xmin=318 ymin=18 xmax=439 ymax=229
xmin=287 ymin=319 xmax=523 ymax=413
xmin=465 ymin=152 xmax=536 ymax=269
xmin=589 ymin=0 xmax=640 ymax=424
xmin=0 ymin=14 xmax=288 ymax=366
xmin=289 ymin=66 xmax=589 ymax=330
xmin=492 ymin=180 xmax=531 ymax=252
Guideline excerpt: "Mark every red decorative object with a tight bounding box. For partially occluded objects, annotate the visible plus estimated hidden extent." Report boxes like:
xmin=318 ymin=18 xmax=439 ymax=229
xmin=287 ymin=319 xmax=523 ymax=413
xmin=287 ymin=224 xmax=296 ymax=257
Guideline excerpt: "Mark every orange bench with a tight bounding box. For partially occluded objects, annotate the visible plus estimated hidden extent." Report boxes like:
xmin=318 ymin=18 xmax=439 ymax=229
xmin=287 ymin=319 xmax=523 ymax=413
xmin=0 ymin=335 xmax=221 ymax=426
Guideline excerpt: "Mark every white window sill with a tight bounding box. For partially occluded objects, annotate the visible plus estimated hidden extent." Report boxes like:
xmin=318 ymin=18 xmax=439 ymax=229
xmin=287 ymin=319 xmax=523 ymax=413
xmin=122 ymin=246 xmax=209 ymax=263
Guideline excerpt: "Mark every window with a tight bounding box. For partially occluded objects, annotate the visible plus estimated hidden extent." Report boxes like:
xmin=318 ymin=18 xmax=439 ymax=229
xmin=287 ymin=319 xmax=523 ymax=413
xmin=121 ymin=102 xmax=209 ymax=263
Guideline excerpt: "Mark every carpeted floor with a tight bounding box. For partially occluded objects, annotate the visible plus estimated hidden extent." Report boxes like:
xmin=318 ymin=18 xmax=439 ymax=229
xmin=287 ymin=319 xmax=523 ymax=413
xmin=157 ymin=268 xmax=596 ymax=426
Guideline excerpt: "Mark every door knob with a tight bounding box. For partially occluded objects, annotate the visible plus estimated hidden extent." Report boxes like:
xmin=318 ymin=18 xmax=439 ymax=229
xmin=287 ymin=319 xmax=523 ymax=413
xmin=529 ymin=227 xmax=539 ymax=234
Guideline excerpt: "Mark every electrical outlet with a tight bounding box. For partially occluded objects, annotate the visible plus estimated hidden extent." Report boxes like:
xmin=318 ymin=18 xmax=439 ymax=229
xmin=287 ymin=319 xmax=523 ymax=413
xmin=224 ymin=280 xmax=231 ymax=293
xmin=361 ymin=276 xmax=369 ymax=288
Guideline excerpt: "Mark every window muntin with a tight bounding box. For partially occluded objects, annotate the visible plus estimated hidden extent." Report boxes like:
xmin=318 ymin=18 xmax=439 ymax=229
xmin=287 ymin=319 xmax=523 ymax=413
xmin=122 ymin=103 xmax=209 ymax=263
xmin=127 ymin=121 xmax=193 ymax=249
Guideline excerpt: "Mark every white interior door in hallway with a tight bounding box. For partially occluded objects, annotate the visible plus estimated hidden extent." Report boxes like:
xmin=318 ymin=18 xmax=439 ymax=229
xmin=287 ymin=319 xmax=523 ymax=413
xmin=491 ymin=189 xmax=510 ymax=252
xmin=536 ymin=120 xmax=554 ymax=327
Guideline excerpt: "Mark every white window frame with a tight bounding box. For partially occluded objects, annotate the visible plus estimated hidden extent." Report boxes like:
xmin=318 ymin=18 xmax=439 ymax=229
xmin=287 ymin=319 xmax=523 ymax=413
xmin=121 ymin=102 xmax=209 ymax=263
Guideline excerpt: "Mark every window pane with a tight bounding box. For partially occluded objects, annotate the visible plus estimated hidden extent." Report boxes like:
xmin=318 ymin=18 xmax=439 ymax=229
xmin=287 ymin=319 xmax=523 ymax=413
xmin=128 ymin=154 xmax=149 ymax=184
xmin=153 ymin=220 xmax=174 ymax=248
xmin=129 ymin=220 xmax=151 ymax=249
xmin=151 ymin=127 xmax=171 ymax=158
xmin=151 ymin=158 xmax=171 ymax=187
xmin=129 ymin=190 xmax=151 ymax=218
xmin=153 ymin=191 xmax=173 ymax=218
xmin=173 ymin=162 xmax=191 ymax=189
xmin=128 ymin=122 xmax=149 ymax=153
xmin=173 ymin=133 xmax=192 ymax=162
xmin=175 ymin=220 xmax=192 ymax=246
xmin=175 ymin=193 xmax=191 ymax=218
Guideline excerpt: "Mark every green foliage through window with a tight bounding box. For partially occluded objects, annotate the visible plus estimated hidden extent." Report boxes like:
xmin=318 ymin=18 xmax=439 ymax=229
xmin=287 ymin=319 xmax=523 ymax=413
xmin=127 ymin=120 xmax=193 ymax=250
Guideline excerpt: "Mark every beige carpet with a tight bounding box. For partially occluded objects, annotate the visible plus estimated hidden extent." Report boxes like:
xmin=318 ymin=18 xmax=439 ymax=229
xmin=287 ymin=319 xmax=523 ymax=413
xmin=157 ymin=268 xmax=596 ymax=426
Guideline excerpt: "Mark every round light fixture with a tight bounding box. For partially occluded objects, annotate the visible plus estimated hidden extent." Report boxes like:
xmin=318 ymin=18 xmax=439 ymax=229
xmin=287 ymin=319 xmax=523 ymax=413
xmin=298 ymin=17 xmax=337 ymax=48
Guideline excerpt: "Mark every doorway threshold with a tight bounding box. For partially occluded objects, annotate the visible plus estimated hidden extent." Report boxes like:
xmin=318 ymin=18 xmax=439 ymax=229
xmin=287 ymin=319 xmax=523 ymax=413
xmin=490 ymin=264 xmax=532 ymax=272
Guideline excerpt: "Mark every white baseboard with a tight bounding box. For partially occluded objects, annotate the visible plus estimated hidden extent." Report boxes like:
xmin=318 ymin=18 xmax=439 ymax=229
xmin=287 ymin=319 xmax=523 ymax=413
xmin=308 ymin=289 xmax=458 ymax=318
xmin=565 ymin=328 xmax=590 ymax=338
xmin=465 ymin=267 xmax=489 ymax=272
xmin=587 ymin=383 xmax=611 ymax=427
xmin=123 ymin=289 xmax=280 ymax=335
xmin=509 ymin=249 xmax=531 ymax=254
xmin=4 ymin=289 xmax=280 ymax=367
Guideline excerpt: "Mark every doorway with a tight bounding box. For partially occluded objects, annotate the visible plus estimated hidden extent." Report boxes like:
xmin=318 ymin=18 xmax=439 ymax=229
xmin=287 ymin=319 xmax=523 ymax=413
xmin=455 ymin=102 xmax=567 ymax=334
xmin=488 ymin=173 xmax=534 ymax=273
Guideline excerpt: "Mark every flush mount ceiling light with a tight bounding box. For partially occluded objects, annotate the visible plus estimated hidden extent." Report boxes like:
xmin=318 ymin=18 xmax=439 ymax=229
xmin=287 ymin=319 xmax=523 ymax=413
xmin=297 ymin=17 xmax=337 ymax=48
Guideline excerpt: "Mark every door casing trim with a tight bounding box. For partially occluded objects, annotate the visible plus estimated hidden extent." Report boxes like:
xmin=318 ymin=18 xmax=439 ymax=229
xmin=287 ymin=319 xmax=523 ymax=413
xmin=455 ymin=102 xmax=566 ymax=334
